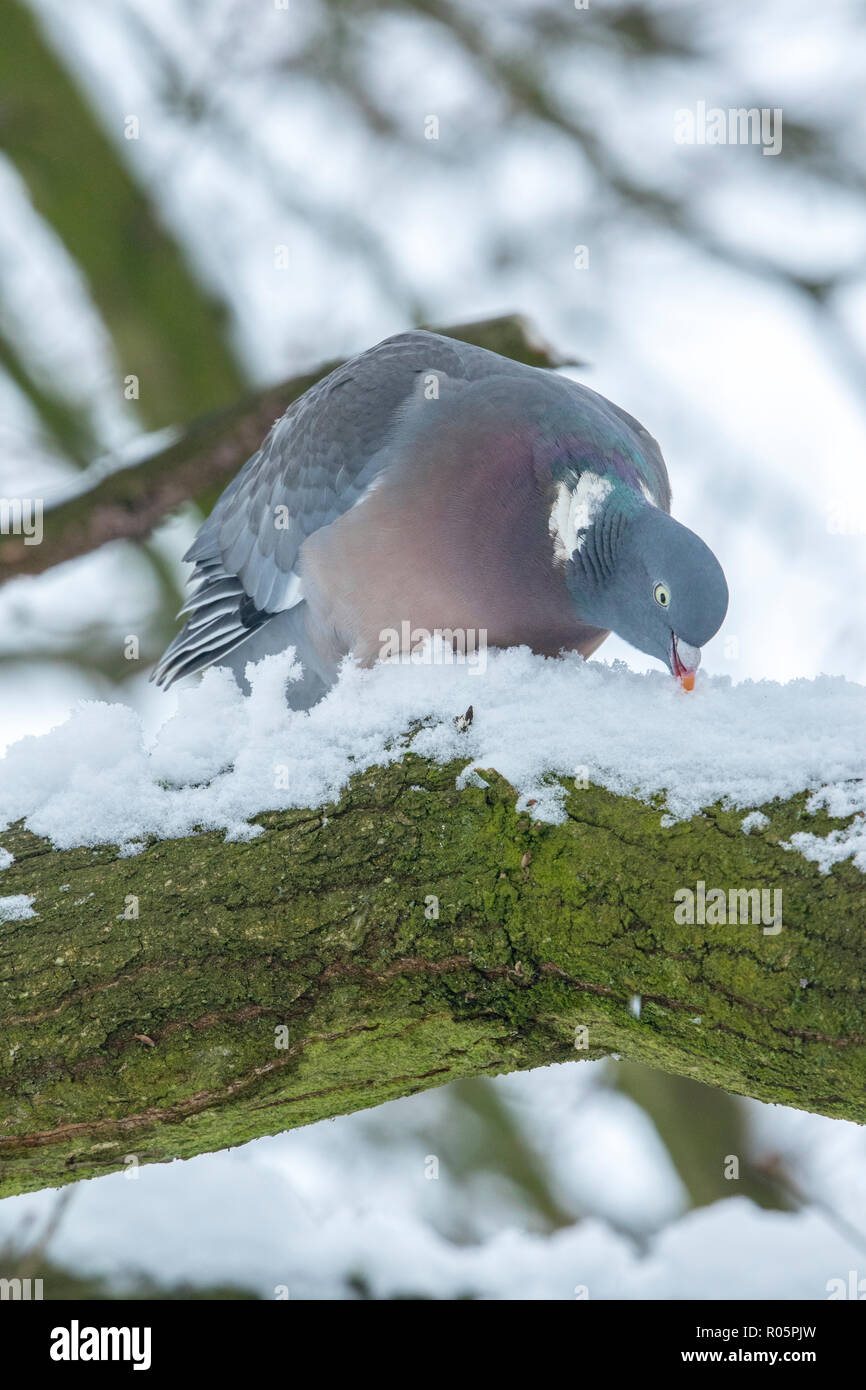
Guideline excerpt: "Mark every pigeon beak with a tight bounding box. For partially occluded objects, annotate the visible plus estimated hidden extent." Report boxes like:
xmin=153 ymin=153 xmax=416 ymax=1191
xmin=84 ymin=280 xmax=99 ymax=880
xmin=670 ymin=634 xmax=701 ymax=692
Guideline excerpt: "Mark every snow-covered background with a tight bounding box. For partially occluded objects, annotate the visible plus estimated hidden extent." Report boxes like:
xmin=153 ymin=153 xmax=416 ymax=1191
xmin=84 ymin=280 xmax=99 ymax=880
xmin=1 ymin=0 xmax=864 ymax=1299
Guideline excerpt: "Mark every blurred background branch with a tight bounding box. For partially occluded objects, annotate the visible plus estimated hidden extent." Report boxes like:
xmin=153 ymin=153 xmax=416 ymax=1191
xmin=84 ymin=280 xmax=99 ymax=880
xmin=1 ymin=0 xmax=246 ymax=428
xmin=0 ymin=313 xmax=571 ymax=581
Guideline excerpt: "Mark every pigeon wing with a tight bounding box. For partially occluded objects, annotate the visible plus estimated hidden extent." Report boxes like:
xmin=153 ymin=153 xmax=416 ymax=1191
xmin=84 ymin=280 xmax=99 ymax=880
xmin=152 ymin=331 xmax=517 ymax=687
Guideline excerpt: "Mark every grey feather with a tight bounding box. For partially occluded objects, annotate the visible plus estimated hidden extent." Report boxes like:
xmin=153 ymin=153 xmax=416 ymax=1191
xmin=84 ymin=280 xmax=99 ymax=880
xmin=153 ymin=332 xmax=542 ymax=689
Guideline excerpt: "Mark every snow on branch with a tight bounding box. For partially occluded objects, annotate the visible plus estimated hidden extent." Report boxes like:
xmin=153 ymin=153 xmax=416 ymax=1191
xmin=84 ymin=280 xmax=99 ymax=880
xmin=0 ymin=652 xmax=864 ymax=1196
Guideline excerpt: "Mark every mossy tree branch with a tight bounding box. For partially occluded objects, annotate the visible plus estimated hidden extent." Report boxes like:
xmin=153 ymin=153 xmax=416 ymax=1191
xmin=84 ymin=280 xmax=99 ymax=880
xmin=0 ymin=315 xmax=573 ymax=583
xmin=0 ymin=754 xmax=863 ymax=1198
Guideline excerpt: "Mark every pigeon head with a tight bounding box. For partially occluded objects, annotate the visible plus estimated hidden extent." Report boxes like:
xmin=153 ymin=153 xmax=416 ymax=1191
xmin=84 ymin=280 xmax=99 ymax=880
xmin=563 ymin=486 xmax=728 ymax=688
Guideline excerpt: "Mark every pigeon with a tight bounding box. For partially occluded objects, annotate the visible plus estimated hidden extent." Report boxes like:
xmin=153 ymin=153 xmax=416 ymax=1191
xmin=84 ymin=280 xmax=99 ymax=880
xmin=153 ymin=330 xmax=728 ymax=704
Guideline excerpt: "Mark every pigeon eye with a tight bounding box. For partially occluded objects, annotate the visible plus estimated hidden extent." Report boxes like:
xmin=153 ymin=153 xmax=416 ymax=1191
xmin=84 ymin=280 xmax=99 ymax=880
xmin=653 ymin=582 xmax=671 ymax=607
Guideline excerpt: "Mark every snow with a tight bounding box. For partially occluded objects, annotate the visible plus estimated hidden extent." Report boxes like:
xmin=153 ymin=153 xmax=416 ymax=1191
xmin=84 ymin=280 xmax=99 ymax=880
xmin=0 ymin=894 xmax=37 ymax=921
xmin=785 ymin=781 xmax=866 ymax=874
xmin=1 ymin=644 xmax=864 ymax=872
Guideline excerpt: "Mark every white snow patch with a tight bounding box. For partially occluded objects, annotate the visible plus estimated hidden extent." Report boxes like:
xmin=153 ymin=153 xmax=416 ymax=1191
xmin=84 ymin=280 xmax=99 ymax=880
xmin=0 ymin=647 xmax=863 ymax=871
xmin=0 ymin=848 xmax=13 ymax=870
xmin=0 ymin=894 xmax=36 ymax=921
xmin=784 ymin=780 xmax=866 ymax=874
xmin=741 ymin=810 xmax=769 ymax=834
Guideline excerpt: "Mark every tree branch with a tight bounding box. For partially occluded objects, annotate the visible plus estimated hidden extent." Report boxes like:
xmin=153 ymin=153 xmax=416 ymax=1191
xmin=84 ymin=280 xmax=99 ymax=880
xmin=2 ymin=0 xmax=246 ymax=430
xmin=0 ymin=755 xmax=863 ymax=1197
xmin=0 ymin=315 xmax=574 ymax=584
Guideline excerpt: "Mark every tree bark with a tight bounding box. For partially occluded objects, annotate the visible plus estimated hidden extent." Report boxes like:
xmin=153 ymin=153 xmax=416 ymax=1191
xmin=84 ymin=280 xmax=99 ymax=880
xmin=0 ymin=315 xmax=573 ymax=583
xmin=1 ymin=755 xmax=863 ymax=1198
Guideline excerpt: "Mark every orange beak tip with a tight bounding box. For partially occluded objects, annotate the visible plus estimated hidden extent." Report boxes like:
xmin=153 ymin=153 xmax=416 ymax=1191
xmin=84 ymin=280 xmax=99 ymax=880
xmin=679 ymin=672 xmax=696 ymax=693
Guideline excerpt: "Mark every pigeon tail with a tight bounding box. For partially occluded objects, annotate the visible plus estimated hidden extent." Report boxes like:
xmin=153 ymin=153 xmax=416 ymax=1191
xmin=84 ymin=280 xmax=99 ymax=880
xmin=150 ymin=559 xmax=273 ymax=688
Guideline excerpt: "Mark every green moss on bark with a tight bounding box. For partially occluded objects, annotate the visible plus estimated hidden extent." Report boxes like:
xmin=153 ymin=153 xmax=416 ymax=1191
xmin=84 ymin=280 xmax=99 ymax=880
xmin=0 ymin=755 xmax=863 ymax=1197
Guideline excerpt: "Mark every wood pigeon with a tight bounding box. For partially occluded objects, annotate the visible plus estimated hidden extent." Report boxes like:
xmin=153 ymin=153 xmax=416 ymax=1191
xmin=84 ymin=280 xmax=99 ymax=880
xmin=153 ymin=331 xmax=728 ymax=705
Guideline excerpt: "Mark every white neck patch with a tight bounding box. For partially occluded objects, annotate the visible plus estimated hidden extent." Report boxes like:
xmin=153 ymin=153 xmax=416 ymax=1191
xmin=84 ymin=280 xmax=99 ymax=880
xmin=549 ymin=473 xmax=614 ymax=563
